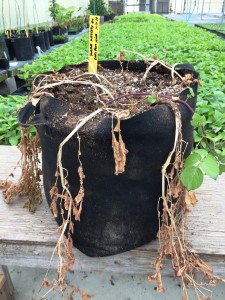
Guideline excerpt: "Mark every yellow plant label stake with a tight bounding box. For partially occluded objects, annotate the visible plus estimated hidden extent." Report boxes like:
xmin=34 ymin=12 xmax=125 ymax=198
xmin=88 ymin=15 xmax=100 ymax=73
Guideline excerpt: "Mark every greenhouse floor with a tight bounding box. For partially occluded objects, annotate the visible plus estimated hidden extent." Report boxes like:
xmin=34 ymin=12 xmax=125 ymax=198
xmin=7 ymin=266 xmax=225 ymax=300
xmin=164 ymin=13 xmax=225 ymax=25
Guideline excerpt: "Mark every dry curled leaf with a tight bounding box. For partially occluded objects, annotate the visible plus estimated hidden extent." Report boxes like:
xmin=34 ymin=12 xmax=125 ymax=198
xmin=116 ymin=51 xmax=125 ymax=61
xmin=182 ymin=73 xmax=194 ymax=86
xmin=50 ymin=185 xmax=59 ymax=217
xmin=73 ymin=187 xmax=84 ymax=221
xmin=73 ymin=166 xmax=85 ymax=221
xmin=112 ymin=118 xmax=128 ymax=175
xmin=64 ymin=193 xmax=72 ymax=211
xmin=148 ymin=274 xmax=157 ymax=282
xmin=185 ymin=190 xmax=198 ymax=206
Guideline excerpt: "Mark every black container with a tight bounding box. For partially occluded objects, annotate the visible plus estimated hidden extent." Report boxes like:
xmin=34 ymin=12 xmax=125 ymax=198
xmin=33 ymin=32 xmax=46 ymax=53
xmin=0 ymin=36 xmax=10 ymax=60
xmin=12 ymin=36 xmax=34 ymax=61
xmin=5 ymin=38 xmax=15 ymax=60
xmin=104 ymin=15 xmax=110 ymax=22
xmin=52 ymin=26 xmax=67 ymax=35
xmin=0 ymin=58 xmax=9 ymax=69
xmin=48 ymin=30 xmax=54 ymax=46
xmin=12 ymin=85 xmax=29 ymax=96
xmin=43 ymin=31 xmax=50 ymax=50
xmin=18 ymin=61 xmax=199 ymax=257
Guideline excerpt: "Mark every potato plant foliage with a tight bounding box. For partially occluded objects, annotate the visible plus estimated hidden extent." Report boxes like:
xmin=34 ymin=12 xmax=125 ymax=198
xmin=6 ymin=14 xmax=225 ymax=189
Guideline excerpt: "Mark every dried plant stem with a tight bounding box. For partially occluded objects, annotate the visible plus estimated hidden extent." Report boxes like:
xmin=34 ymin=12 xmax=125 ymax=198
xmin=57 ymin=108 xmax=103 ymax=189
xmin=1 ymin=128 xmax=42 ymax=212
xmin=35 ymin=80 xmax=114 ymax=100
xmin=151 ymin=100 xmax=225 ymax=299
xmin=121 ymin=49 xmax=149 ymax=60
xmin=121 ymin=50 xmax=183 ymax=81
xmin=73 ymin=72 xmax=115 ymax=88
xmin=143 ymin=60 xmax=183 ymax=81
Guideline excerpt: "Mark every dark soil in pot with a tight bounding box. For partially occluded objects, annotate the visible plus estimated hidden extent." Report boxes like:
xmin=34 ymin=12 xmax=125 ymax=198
xmin=19 ymin=60 xmax=199 ymax=257
xmin=47 ymin=64 xmax=185 ymax=125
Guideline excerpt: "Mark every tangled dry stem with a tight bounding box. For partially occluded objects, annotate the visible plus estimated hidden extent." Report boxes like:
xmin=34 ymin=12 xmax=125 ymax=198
xmin=0 ymin=128 xmax=42 ymax=213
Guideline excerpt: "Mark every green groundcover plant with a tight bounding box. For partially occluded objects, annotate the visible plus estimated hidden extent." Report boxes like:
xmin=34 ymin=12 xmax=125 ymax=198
xmin=0 ymin=95 xmax=27 ymax=146
xmin=199 ymin=23 xmax=225 ymax=33
xmin=3 ymin=13 xmax=225 ymax=190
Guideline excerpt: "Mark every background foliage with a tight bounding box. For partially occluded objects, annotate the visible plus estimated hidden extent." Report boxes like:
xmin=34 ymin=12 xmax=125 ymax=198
xmin=0 ymin=95 xmax=26 ymax=145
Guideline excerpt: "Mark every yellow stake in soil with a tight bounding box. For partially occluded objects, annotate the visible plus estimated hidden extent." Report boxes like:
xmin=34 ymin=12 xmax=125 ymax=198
xmin=88 ymin=15 xmax=100 ymax=73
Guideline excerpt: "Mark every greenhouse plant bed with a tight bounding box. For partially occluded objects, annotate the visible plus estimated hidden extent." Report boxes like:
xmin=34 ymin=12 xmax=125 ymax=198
xmin=195 ymin=24 xmax=225 ymax=39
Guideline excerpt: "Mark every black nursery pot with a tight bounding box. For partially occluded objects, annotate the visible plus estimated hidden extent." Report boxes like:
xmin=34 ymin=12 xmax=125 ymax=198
xmin=33 ymin=32 xmax=46 ymax=53
xmin=48 ymin=30 xmax=54 ymax=46
xmin=0 ymin=36 xmax=10 ymax=60
xmin=5 ymin=38 xmax=15 ymax=60
xmin=0 ymin=58 xmax=9 ymax=69
xmin=52 ymin=26 xmax=67 ymax=35
xmin=43 ymin=31 xmax=50 ymax=50
xmin=12 ymin=36 xmax=34 ymax=61
xmin=18 ymin=61 xmax=199 ymax=257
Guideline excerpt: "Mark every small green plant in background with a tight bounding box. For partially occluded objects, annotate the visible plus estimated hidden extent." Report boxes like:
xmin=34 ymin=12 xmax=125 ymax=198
xmin=49 ymin=1 xmax=79 ymax=29
xmin=53 ymin=34 xmax=68 ymax=44
xmin=0 ymin=95 xmax=34 ymax=146
xmin=199 ymin=23 xmax=225 ymax=33
xmin=88 ymin=0 xmax=107 ymax=15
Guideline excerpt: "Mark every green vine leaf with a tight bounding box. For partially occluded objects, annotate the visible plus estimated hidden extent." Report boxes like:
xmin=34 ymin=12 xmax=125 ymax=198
xmin=184 ymin=152 xmax=201 ymax=168
xmin=194 ymin=149 xmax=208 ymax=157
xmin=181 ymin=166 xmax=204 ymax=191
xmin=9 ymin=136 xmax=19 ymax=146
xmin=199 ymin=154 xmax=219 ymax=180
xmin=147 ymin=94 xmax=157 ymax=104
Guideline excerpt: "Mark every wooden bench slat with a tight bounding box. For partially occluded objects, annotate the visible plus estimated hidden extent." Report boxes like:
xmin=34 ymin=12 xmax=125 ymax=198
xmin=0 ymin=146 xmax=225 ymax=275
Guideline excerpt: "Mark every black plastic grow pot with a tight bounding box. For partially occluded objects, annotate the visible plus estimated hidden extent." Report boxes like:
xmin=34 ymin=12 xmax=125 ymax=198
xmin=33 ymin=32 xmax=46 ymax=53
xmin=12 ymin=36 xmax=34 ymax=61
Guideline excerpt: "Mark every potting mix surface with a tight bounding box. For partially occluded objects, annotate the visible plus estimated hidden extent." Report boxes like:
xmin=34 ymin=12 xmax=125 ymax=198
xmin=37 ymin=63 xmax=188 ymax=128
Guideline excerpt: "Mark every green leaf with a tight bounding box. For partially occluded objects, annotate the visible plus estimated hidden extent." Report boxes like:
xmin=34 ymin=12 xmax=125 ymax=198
xmin=194 ymin=149 xmax=208 ymax=157
xmin=184 ymin=152 xmax=201 ymax=168
xmin=191 ymin=114 xmax=206 ymax=126
xmin=147 ymin=94 xmax=157 ymax=104
xmin=188 ymin=87 xmax=194 ymax=97
xmin=219 ymin=164 xmax=225 ymax=174
xmin=200 ymin=154 xmax=219 ymax=180
xmin=181 ymin=166 xmax=204 ymax=191
xmin=9 ymin=136 xmax=19 ymax=146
